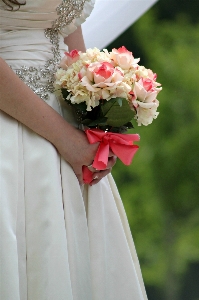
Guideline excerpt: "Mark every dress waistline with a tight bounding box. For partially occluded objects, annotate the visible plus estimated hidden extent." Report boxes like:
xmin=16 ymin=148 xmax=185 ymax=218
xmin=0 ymin=29 xmax=66 ymax=64
xmin=0 ymin=29 xmax=66 ymax=100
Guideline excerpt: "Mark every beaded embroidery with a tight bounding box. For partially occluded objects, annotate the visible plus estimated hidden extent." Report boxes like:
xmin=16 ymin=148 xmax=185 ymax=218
xmin=14 ymin=0 xmax=86 ymax=100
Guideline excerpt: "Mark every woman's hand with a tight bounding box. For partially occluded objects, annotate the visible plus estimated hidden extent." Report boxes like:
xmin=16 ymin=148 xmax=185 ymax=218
xmin=54 ymin=126 xmax=117 ymax=185
xmin=89 ymin=155 xmax=117 ymax=186
xmin=62 ymin=28 xmax=118 ymax=184
xmin=0 ymin=58 xmax=116 ymax=186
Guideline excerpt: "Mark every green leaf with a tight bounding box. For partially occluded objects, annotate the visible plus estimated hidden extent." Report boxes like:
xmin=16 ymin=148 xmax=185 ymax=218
xmin=81 ymin=119 xmax=93 ymax=125
xmin=61 ymin=89 xmax=69 ymax=99
xmin=86 ymin=117 xmax=108 ymax=127
xmin=124 ymin=122 xmax=134 ymax=129
xmin=117 ymin=98 xmax=123 ymax=107
xmin=73 ymin=102 xmax=87 ymax=113
xmin=101 ymin=98 xmax=134 ymax=127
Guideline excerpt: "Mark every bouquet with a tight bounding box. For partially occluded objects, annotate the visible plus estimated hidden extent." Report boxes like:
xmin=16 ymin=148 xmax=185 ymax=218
xmin=54 ymin=46 xmax=162 ymax=183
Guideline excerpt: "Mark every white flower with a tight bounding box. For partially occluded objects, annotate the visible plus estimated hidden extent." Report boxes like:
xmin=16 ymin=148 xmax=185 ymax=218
xmin=132 ymin=81 xmax=160 ymax=126
xmin=134 ymin=100 xmax=159 ymax=126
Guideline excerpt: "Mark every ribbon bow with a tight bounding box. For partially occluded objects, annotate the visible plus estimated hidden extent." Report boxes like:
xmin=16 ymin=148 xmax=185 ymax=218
xmin=83 ymin=129 xmax=140 ymax=184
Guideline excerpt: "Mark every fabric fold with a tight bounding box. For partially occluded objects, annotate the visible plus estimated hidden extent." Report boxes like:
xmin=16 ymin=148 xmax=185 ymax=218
xmin=0 ymin=1 xmax=148 ymax=299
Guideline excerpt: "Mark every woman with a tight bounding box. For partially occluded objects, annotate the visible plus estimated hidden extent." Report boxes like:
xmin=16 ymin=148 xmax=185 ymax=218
xmin=0 ymin=0 xmax=148 ymax=299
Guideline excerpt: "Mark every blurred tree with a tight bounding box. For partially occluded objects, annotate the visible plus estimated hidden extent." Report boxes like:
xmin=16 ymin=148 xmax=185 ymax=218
xmin=154 ymin=0 xmax=199 ymax=24
xmin=110 ymin=9 xmax=199 ymax=300
xmin=180 ymin=263 xmax=199 ymax=300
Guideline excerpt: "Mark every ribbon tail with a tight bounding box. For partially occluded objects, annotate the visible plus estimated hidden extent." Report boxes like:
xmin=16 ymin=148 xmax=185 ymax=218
xmin=82 ymin=166 xmax=93 ymax=184
xmin=92 ymin=142 xmax=109 ymax=170
xmin=110 ymin=142 xmax=139 ymax=165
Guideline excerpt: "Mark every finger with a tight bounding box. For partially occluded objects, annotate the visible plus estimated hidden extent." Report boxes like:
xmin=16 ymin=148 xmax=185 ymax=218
xmin=106 ymin=155 xmax=117 ymax=168
xmin=90 ymin=168 xmax=112 ymax=185
xmin=87 ymin=163 xmax=97 ymax=173
xmin=89 ymin=155 xmax=117 ymax=173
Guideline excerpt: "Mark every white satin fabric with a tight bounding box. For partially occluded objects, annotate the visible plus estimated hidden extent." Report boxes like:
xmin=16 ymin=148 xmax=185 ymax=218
xmin=0 ymin=1 xmax=148 ymax=299
xmin=82 ymin=0 xmax=158 ymax=49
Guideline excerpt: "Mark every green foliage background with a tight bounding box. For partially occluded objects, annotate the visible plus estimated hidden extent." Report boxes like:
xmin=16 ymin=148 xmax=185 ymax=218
xmin=108 ymin=1 xmax=199 ymax=299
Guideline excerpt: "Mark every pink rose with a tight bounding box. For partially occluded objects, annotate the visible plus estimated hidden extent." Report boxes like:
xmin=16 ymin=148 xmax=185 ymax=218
xmin=131 ymin=80 xmax=160 ymax=126
xmin=142 ymin=78 xmax=155 ymax=92
xmin=93 ymin=62 xmax=114 ymax=84
xmin=80 ymin=62 xmax=125 ymax=98
xmin=129 ymin=90 xmax=136 ymax=101
xmin=82 ymin=62 xmax=123 ymax=89
xmin=59 ymin=49 xmax=80 ymax=69
xmin=110 ymin=46 xmax=139 ymax=70
xmin=133 ymin=80 xmax=158 ymax=103
xmin=111 ymin=68 xmax=124 ymax=82
xmin=147 ymin=69 xmax=157 ymax=81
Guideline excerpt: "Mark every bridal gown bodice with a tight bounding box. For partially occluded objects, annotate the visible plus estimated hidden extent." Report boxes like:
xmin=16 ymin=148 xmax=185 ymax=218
xmin=0 ymin=1 xmax=148 ymax=300
xmin=0 ymin=0 xmax=95 ymax=119
xmin=0 ymin=0 xmax=94 ymax=65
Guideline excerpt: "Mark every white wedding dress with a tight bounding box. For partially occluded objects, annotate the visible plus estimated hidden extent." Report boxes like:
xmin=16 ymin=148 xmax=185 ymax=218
xmin=0 ymin=1 xmax=148 ymax=299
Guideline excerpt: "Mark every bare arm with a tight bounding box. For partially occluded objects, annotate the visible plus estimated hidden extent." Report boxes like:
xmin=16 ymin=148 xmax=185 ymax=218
xmin=0 ymin=28 xmax=116 ymax=185
xmin=64 ymin=26 xmax=86 ymax=52
xmin=0 ymin=57 xmax=100 ymax=184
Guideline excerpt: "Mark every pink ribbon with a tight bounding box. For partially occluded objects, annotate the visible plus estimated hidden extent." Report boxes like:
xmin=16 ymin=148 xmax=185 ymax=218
xmin=83 ymin=129 xmax=140 ymax=184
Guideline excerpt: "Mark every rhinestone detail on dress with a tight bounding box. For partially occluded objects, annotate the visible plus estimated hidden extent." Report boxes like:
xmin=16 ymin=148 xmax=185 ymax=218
xmin=54 ymin=0 xmax=86 ymax=32
xmin=14 ymin=0 xmax=86 ymax=100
